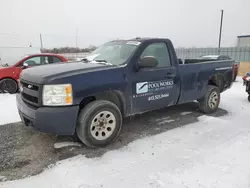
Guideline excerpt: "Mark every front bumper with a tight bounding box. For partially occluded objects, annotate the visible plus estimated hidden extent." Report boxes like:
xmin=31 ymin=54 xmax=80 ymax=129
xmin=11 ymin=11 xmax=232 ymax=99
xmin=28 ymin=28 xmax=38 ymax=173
xmin=16 ymin=93 xmax=79 ymax=135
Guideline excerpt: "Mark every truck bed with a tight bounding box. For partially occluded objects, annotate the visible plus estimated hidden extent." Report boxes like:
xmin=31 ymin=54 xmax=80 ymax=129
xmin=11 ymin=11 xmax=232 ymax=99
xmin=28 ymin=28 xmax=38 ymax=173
xmin=177 ymin=60 xmax=233 ymax=104
xmin=183 ymin=59 xmax=214 ymax=64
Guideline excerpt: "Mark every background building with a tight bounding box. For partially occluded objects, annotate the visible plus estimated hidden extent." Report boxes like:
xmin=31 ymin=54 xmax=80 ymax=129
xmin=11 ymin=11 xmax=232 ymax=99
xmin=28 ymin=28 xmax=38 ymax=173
xmin=237 ymin=35 xmax=250 ymax=47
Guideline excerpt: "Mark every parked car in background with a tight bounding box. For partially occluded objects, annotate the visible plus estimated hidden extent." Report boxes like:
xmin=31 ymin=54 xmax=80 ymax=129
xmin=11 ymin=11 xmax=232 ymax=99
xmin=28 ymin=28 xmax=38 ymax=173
xmin=0 ymin=53 xmax=67 ymax=93
xmin=184 ymin=55 xmax=239 ymax=81
xmin=0 ymin=47 xmax=41 ymax=66
xmin=199 ymin=55 xmax=231 ymax=60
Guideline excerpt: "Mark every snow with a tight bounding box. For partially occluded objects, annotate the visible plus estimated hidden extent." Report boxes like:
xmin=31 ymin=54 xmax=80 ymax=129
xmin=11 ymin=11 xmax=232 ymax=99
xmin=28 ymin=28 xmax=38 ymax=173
xmin=0 ymin=94 xmax=20 ymax=125
xmin=157 ymin=119 xmax=175 ymax=125
xmin=156 ymin=116 xmax=171 ymax=122
xmin=54 ymin=142 xmax=82 ymax=149
xmin=1 ymin=78 xmax=250 ymax=188
xmin=0 ymin=176 xmax=7 ymax=182
xmin=180 ymin=111 xmax=192 ymax=115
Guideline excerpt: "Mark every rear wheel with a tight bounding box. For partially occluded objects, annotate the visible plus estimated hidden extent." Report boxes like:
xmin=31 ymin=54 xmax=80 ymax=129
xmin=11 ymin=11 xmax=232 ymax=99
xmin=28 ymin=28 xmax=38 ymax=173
xmin=248 ymin=95 xmax=250 ymax=102
xmin=76 ymin=100 xmax=122 ymax=148
xmin=0 ymin=78 xmax=18 ymax=94
xmin=198 ymin=85 xmax=220 ymax=114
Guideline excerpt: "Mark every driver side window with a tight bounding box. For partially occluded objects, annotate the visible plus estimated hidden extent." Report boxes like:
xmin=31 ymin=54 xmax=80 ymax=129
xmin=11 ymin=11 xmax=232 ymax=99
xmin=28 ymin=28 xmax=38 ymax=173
xmin=140 ymin=42 xmax=171 ymax=67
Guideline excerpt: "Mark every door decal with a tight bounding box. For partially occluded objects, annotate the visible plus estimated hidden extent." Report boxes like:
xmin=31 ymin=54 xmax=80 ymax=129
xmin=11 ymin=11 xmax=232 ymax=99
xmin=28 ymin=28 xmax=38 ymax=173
xmin=133 ymin=80 xmax=173 ymax=99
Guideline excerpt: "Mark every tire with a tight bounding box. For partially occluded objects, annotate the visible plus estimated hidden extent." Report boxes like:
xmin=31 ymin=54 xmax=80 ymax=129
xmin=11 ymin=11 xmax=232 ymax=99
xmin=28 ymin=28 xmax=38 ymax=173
xmin=76 ymin=100 xmax=122 ymax=148
xmin=248 ymin=95 xmax=250 ymax=102
xmin=198 ymin=85 xmax=220 ymax=114
xmin=0 ymin=78 xmax=18 ymax=94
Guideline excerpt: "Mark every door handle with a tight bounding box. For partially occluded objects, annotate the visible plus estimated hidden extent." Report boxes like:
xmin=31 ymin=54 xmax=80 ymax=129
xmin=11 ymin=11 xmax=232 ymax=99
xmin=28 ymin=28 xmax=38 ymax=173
xmin=165 ymin=73 xmax=175 ymax=78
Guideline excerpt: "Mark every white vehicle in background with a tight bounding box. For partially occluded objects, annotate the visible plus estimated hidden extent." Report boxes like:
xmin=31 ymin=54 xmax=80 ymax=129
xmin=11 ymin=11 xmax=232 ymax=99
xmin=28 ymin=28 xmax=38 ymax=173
xmin=0 ymin=47 xmax=41 ymax=65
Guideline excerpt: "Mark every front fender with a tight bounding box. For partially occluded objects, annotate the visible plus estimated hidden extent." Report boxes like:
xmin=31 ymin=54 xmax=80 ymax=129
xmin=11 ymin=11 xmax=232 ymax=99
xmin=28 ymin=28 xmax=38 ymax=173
xmin=74 ymin=83 xmax=127 ymax=104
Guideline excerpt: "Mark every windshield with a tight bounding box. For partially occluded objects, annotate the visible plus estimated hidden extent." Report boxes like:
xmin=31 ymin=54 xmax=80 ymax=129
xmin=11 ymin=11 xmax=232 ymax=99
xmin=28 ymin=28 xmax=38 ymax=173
xmin=84 ymin=41 xmax=139 ymax=65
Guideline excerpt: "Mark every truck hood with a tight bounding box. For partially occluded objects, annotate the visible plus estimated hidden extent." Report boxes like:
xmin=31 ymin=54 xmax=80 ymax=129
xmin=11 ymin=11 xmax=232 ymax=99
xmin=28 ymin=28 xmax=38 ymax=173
xmin=20 ymin=62 xmax=117 ymax=84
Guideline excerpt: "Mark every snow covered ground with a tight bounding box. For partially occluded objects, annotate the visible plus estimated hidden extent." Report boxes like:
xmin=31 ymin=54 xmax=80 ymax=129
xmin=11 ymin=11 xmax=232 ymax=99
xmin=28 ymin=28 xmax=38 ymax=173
xmin=0 ymin=94 xmax=20 ymax=125
xmin=1 ymin=78 xmax=250 ymax=188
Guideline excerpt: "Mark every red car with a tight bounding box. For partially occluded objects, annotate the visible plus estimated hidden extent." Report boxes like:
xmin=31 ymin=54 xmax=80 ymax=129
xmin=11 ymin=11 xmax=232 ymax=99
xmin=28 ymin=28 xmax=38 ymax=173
xmin=0 ymin=53 xmax=67 ymax=93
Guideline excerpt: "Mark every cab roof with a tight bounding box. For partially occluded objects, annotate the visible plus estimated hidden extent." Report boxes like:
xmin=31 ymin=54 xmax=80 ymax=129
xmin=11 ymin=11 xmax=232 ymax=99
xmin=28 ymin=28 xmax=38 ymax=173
xmin=110 ymin=37 xmax=171 ymax=43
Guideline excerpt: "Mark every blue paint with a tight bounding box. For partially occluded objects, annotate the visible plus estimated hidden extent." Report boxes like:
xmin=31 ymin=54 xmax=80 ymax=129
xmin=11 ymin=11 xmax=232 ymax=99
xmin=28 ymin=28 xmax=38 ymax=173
xmin=18 ymin=38 xmax=234 ymax=135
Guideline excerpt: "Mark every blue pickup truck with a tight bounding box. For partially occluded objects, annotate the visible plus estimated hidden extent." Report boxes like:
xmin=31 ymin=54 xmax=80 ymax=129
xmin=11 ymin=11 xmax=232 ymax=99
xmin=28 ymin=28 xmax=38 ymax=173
xmin=16 ymin=38 xmax=234 ymax=148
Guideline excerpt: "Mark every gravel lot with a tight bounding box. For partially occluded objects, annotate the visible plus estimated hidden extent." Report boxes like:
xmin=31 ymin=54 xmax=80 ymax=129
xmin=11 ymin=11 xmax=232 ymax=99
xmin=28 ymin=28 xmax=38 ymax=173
xmin=0 ymin=102 xmax=227 ymax=182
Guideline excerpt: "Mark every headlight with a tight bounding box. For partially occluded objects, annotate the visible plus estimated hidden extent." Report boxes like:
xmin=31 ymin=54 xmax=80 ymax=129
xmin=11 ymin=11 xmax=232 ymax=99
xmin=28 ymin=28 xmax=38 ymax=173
xmin=43 ymin=84 xmax=72 ymax=106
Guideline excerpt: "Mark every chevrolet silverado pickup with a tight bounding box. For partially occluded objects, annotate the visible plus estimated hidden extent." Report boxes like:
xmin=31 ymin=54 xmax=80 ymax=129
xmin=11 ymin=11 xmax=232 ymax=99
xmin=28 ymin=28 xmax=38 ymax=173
xmin=16 ymin=38 xmax=234 ymax=148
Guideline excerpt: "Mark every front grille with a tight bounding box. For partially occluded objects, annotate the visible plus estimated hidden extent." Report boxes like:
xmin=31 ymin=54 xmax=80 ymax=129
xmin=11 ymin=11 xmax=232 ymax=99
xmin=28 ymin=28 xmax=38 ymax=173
xmin=22 ymin=93 xmax=38 ymax=103
xmin=20 ymin=80 xmax=41 ymax=106
xmin=21 ymin=81 xmax=39 ymax=91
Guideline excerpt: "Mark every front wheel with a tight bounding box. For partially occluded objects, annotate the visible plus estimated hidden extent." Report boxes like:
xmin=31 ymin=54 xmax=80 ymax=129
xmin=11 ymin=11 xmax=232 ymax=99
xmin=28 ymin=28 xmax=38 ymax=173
xmin=76 ymin=100 xmax=122 ymax=148
xmin=198 ymin=85 xmax=220 ymax=114
xmin=248 ymin=95 xmax=250 ymax=102
xmin=0 ymin=78 xmax=18 ymax=94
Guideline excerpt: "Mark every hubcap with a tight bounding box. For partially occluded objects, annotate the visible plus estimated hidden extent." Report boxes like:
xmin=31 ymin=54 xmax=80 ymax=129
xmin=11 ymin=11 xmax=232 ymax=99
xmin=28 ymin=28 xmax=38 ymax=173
xmin=208 ymin=91 xmax=219 ymax=109
xmin=90 ymin=111 xmax=116 ymax=140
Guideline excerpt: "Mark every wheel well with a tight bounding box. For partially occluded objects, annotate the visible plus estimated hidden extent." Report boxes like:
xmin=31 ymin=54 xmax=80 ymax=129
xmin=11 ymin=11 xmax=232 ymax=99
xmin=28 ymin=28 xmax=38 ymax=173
xmin=208 ymin=74 xmax=224 ymax=92
xmin=79 ymin=91 xmax=125 ymax=114
xmin=0 ymin=77 xmax=18 ymax=83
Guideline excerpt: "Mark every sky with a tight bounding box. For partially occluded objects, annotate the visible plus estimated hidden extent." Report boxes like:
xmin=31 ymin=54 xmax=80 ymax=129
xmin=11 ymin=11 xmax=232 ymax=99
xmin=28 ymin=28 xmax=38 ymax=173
xmin=0 ymin=0 xmax=250 ymax=48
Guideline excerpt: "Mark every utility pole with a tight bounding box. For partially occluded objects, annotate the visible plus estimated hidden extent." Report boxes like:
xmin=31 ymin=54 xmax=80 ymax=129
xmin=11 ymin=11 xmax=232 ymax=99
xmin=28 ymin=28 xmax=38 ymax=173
xmin=76 ymin=28 xmax=78 ymax=48
xmin=40 ymin=34 xmax=43 ymax=49
xmin=218 ymin=10 xmax=224 ymax=51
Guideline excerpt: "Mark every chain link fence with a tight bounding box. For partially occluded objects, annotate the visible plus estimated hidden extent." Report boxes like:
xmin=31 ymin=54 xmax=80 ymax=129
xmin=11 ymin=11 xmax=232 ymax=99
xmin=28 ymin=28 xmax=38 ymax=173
xmin=175 ymin=47 xmax=250 ymax=62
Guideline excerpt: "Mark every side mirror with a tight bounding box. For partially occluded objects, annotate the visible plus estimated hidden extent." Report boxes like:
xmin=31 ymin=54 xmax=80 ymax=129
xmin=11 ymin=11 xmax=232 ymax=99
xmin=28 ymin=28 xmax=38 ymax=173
xmin=22 ymin=63 xmax=28 ymax=69
xmin=138 ymin=56 xmax=158 ymax=69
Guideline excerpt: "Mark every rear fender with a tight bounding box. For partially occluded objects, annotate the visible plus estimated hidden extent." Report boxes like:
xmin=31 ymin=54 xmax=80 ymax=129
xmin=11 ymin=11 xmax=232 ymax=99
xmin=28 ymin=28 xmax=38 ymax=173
xmin=208 ymin=73 xmax=224 ymax=92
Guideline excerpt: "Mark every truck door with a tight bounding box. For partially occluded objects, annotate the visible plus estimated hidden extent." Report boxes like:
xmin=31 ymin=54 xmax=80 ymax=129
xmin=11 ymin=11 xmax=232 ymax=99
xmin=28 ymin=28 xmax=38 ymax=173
xmin=131 ymin=42 xmax=179 ymax=114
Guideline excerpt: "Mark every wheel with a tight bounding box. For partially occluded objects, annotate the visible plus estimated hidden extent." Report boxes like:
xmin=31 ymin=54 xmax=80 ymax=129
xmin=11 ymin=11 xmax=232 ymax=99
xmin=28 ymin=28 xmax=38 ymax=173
xmin=248 ymin=95 xmax=250 ymax=102
xmin=0 ymin=78 xmax=18 ymax=94
xmin=76 ymin=100 xmax=122 ymax=148
xmin=198 ymin=85 xmax=220 ymax=114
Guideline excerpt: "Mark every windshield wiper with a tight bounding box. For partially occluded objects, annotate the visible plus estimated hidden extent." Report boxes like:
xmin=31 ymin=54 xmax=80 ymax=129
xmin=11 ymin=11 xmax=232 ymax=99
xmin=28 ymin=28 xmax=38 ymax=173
xmin=95 ymin=59 xmax=107 ymax=63
xmin=93 ymin=59 xmax=114 ymax=66
xmin=94 ymin=59 xmax=108 ymax=64
xmin=81 ymin=57 xmax=91 ymax=63
xmin=81 ymin=58 xmax=115 ymax=66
